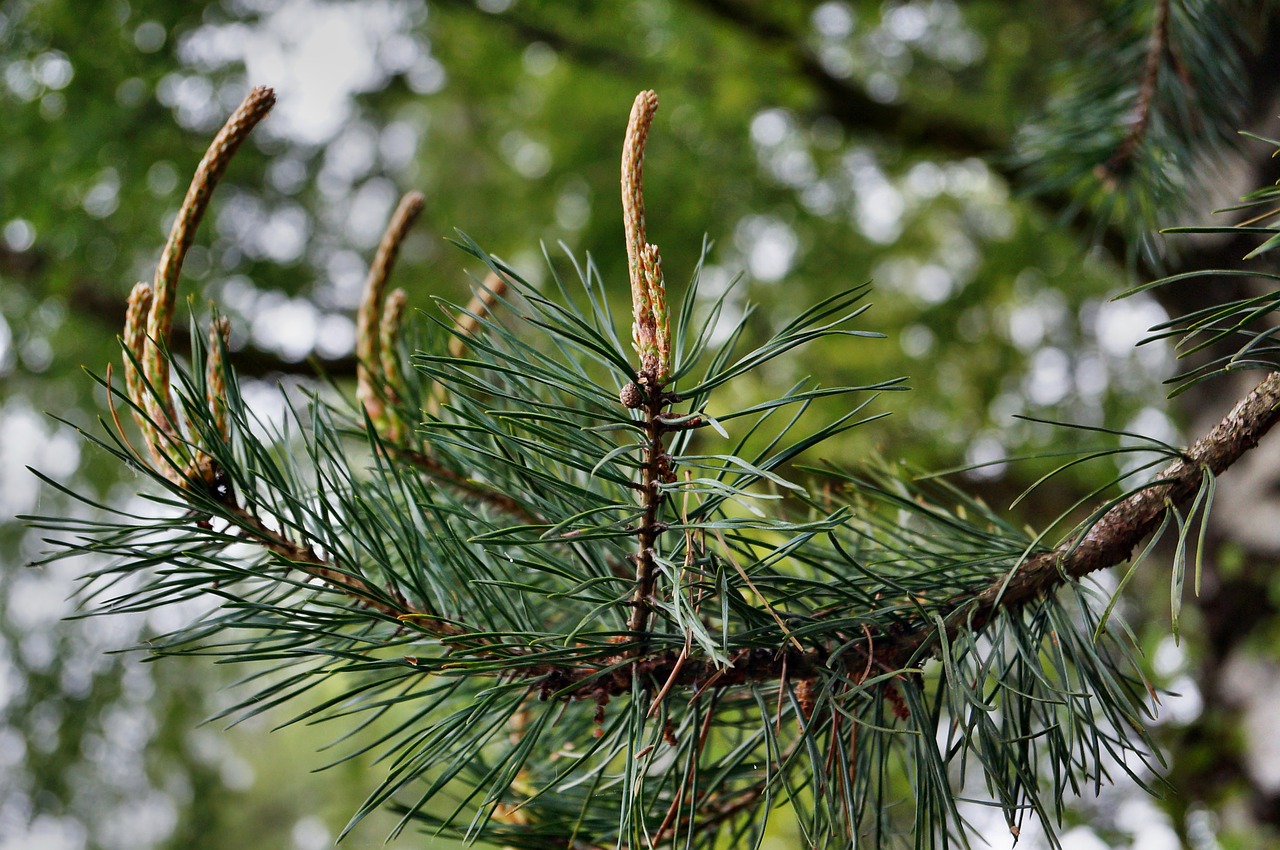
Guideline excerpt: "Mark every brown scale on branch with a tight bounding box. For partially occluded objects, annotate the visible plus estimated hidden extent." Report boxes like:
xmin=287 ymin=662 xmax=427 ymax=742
xmin=220 ymin=496 xmax=414 ymax=620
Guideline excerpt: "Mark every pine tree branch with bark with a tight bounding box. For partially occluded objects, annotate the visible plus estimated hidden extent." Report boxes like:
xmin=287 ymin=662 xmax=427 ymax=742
xmin=28 ymin=85 xmax=1280 ymax=850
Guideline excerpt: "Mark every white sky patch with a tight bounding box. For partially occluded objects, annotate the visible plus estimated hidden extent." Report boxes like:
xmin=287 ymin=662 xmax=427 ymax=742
xmin=345 ymin=177 xmax=399 ymax=248
xmin=905 ymin=160 xmax=945 ymax=198
xmin=843 ymin=150 xmax=905 ymax=243
xmin=320 ymin=120 xmax=380 ymax=187
xmin=500 ymin=131 xmax=552 ymax=180
xmin=0 ymin=814 xmax=88 ymax=850
xmin=1025 ymin=346 xmax=1072 ymax=406
xmin=1007 ymin=288 xmax=1068 ymax=352
xmin=1058 ymin=827 xmax=1111 ymax=850
xmin=706 ymin=302 xmax=745 ymax=346
xmin=210 ymin=191 xmax=312 ymax=267
xmin=3 ymin=218 xmax=36 ymax=252
xmin=522 ymin=41 xmax=558 ymax=77
xmin=734 ymin=216 xmax=798 ymax=283
xmin=799 ymin=180 xmax=837 ymax=216
xmin=291 ymin=816 xmax=332 ymax=850
xmin=178 ymin=0 xmax=430 ymax=146
xmin=750 ymin=109 xmax=790 ymax=147
xmin=913 ymin=263 xmax=954 ymax=303
xmin=321 ymin=250 xmax=369 ymax=310
xmin=555 ymin=184 xmax=591 ymax=231
xmin=505 ymin=250 xmax=548 ymax=290
xmin=237 ymin=379 xmax=301 ymax=441
xmin=1124 ymin=406 xmax=1180 ymax=450
xmin=250 ymin=294 xmax=320 ymax=362
xmin=99 ymin=791 xmax=177 ymax=850
xmin=1153 ymin=635 xmax=1185 ymax=678
xmin=1116 ymin=798 xmax=1181 ymax=850
xmin=0 ymin=401 xmax=80 ymax=516
xmin=899 ymin=323 xmax=935 ymax=358
xmin=750 ymin=109 xmax=818 ymax=189
xmin=315 ymin=313 xmax=356 ymax=359
xmin=1155 ymin=675 xmax=1204 ymax=726
xmin=1091 ymin=294 xmax=1169 ymax=358
xmin=812 ymin=2 xmax=855 ymax=40
xmin=82 ymin=168 xmax=121 ymax=219
xmin=877 ymin=1 xmax=985 ymax=68
xmin=257 ymin=203 xmax=310 ymax=263
xmin=964 ymin=432 xmax=1007 ymax=479
xmin=1222 ymin=657 xmax=1280 ymax=794
xmin=873 ymin=257 xmax=963 ymax=306
xmin=886 ymin=4 xmax=928 ymax=41
xmin=1074 ymin=351 xmax=1108 ymax=401
xmin=694 ymin=266 xmax=747 ymax=348
xmin=379 ymin=120 xmax=420 ymax=170
xmin=0 ymin=312 xmax=12 ymax=376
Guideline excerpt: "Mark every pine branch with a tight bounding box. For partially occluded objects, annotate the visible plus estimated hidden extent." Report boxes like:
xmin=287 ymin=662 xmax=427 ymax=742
xmin=48 ymin=82 xmax=1280 ymax=849
xmin=620 ymin=90 xmax=675 ymax=645
xmin=537 ymin=369 xmax=1280 ymax=700
xmin=892 ymin=369 xmax=1280 ymax=664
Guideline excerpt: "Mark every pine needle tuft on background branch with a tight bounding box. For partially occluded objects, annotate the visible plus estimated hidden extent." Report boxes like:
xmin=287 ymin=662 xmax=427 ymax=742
xmin=25 ymin=87 xmax=1280 ymax=850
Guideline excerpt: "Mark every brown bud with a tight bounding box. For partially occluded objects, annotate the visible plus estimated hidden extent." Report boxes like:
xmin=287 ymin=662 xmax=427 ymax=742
xmin=619 ymin=381 xmax=644 ymax=409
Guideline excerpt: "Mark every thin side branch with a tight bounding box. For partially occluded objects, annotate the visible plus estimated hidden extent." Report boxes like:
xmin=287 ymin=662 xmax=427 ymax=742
xmin=855 ymin=368 xmax=1280 ymax=672
xmin=393 ymin=444 xmax=539 ymax=524
xmin=221 ymin=499 xmax=413 ymax=619
xmin=1100 ymin=0 xmax=1171 ymax=181
xmin=970 ymin=369 xmax=1280 ymax=620
xmin=208 ymin=488 xmax=499 ymax=642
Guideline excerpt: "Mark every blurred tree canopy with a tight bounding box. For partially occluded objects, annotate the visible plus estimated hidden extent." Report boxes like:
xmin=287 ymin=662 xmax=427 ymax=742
xmin=4 ymin=1 xmax=1280 ymax=848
